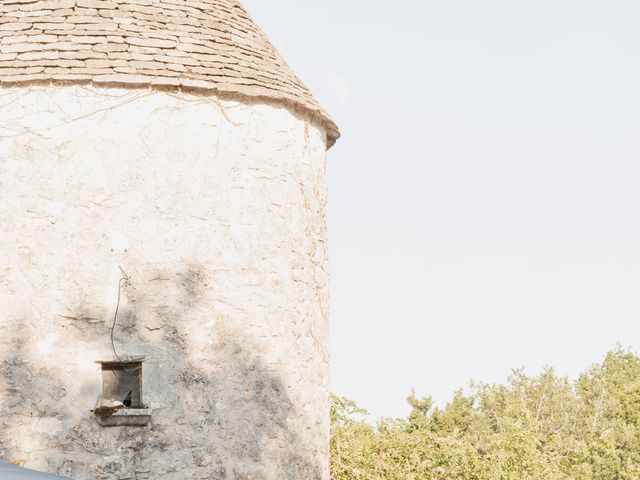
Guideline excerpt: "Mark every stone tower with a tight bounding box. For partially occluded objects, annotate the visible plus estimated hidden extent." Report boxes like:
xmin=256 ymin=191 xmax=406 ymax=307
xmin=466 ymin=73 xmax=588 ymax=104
xmin=0 ymin=1 xmax=339 ymax=479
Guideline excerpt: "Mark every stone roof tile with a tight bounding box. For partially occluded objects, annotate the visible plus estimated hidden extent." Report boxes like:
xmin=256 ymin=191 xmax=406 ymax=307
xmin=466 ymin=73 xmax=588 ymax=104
xmin=0 ymin=0 xmax=340 ymax=145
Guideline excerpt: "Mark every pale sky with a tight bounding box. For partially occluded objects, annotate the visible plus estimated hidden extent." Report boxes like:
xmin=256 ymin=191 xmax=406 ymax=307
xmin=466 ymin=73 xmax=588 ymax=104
xmin=243 ymin=0 xmax=640 ymax=420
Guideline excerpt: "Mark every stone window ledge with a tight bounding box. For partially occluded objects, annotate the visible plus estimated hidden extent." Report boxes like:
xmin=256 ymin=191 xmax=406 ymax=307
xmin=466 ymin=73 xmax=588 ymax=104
xmin=97 ymin=408 xmax=152 ymax=427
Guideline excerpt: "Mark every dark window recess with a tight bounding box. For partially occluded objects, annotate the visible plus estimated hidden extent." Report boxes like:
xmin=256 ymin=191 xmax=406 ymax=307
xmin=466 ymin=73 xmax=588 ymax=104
xmin=101 ymin=361 xmax=143 ymax=408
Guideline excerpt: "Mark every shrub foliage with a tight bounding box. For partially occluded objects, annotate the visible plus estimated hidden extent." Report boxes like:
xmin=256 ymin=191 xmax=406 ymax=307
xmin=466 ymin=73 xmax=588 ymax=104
xmin=331 ymin=349 xmax=640 ymax=479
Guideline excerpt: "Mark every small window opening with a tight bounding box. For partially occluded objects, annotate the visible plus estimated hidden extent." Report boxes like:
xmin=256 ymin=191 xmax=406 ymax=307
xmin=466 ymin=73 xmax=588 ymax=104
xmin=100 ymin=360 xmax=144 ymax=409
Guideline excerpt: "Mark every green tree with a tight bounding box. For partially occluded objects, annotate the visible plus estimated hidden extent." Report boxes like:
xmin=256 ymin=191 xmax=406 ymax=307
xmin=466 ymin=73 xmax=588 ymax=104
xmin=330 ymin=348 xmax=640 ymax=480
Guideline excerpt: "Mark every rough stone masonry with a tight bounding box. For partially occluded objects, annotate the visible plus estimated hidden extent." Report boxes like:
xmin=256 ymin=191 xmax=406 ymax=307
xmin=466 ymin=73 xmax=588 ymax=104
xmin=0 ymin=1 xmax=339 ymax=479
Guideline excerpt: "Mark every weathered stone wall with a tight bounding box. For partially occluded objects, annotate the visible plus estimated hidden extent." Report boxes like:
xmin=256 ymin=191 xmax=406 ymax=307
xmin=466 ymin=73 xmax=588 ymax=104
xmin=0 ymin=85 xmax=330 ymax=480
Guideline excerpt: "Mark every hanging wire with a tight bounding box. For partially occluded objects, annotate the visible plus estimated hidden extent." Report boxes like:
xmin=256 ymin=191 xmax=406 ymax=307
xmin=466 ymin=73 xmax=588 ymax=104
xmin=110 ymin=266 xmax=130 ymax=360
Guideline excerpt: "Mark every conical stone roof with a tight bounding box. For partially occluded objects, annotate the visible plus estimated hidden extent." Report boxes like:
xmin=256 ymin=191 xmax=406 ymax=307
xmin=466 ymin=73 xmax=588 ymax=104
xmin=0 ymin=0 xmax=339 ymax=146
